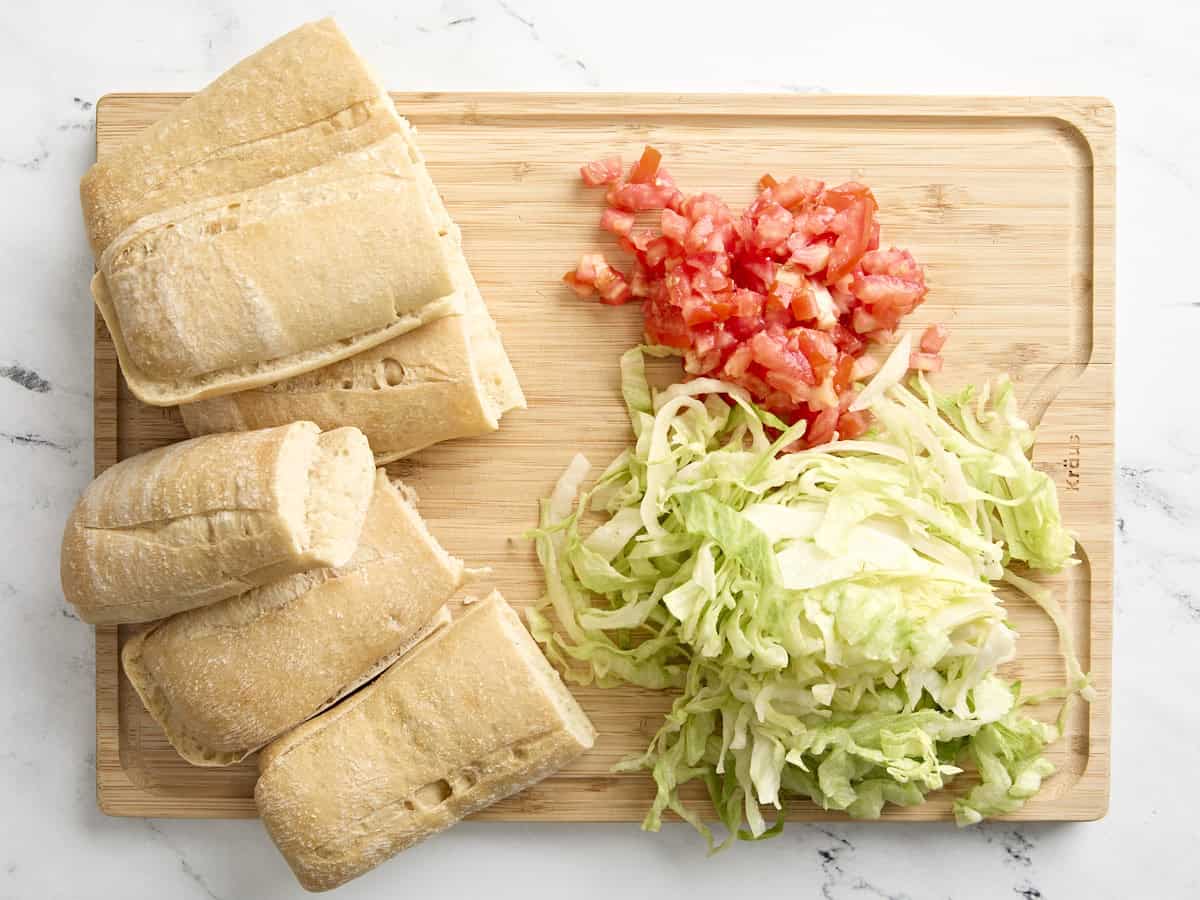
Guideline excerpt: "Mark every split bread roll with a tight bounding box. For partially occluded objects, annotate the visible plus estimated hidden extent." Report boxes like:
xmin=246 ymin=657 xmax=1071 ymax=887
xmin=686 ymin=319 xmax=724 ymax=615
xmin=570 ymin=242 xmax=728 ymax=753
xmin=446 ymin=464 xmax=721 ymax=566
xmin=80 ymin=19 xmax=459 ymax=405
xmin=178 ymin=111 xmax=525 ymax=461
xmin=121 ymin=471 xmax=464 ymax=765
xmin=61 ymin=422 xmax=374 ymax=625
xmin=256 ymin=592 xmax=596 ymax=892
xmin=179 ymin=265 xmax=524 ymax=462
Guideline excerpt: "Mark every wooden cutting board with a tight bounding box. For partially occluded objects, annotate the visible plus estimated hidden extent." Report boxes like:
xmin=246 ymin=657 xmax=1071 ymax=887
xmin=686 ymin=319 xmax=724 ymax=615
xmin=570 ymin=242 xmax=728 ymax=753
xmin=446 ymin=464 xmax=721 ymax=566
xmin=93 ymin=94 xmax=1113 ymax=821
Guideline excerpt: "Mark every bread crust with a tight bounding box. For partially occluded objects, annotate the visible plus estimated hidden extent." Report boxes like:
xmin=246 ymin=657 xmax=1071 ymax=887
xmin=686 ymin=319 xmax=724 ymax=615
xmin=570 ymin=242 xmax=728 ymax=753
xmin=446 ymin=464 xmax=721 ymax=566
xmin=80 ymin=20 xmax=461 ymax=406
xmin=178 ymin=266 xmax=522 ymax=461
xmin=120 ymin=472 xmax=463 ymax=765
xmin=82 ymin=19 xmax=390 ymax=257
xmin=255 ymin=592 xmax=595 ymax=892
xmin=60 ymin=423 xmax=374 ymax=625
xmin=177 ymin=116 xmax=525 ymax=458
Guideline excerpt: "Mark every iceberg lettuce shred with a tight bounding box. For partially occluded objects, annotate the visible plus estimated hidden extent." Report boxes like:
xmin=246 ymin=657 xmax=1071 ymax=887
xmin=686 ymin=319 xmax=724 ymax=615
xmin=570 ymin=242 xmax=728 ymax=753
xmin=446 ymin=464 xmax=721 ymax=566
xmin=530 ymin=347 xmax=1089 ymax=844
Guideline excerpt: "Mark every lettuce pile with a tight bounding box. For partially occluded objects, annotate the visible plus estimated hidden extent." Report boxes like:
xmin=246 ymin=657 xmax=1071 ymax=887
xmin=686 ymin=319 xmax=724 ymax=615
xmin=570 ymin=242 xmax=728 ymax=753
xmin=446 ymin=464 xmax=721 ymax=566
xmin=529 ymin=343 xmax=1091 ymax=846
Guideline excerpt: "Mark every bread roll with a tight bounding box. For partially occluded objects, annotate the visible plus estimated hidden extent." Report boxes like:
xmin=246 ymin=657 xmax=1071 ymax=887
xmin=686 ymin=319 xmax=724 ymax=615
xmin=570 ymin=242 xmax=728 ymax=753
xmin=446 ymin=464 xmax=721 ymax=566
xmin=61 ymin=422 xmax=374 ymax=625
xmin=178 ymin=112 xmax=524 ymax=461
xmin=121 ymin=471 xmax=463 ymax=765
xmin=179 ymin=263 xmax=523 ymax=462
xmin=255 ymin=592 xmax=596 ymax=892
xmin=80 ymin=20 xmax=459 ymax=406
xmin=81 ymin=19 xmax=398 ymax=256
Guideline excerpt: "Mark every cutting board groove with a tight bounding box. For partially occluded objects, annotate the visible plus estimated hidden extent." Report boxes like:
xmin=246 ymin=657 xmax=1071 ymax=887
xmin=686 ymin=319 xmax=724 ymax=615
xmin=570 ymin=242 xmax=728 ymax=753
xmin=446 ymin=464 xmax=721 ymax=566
xmin=93 ymin=93 xmax=1113 ymax=821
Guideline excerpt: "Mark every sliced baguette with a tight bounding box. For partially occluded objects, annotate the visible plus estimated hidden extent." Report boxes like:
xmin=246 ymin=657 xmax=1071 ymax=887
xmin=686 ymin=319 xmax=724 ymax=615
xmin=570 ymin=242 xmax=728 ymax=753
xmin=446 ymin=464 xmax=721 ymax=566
xmin=178 ymin=253 xmax=523 ymax=462
xmin=177 ymin=112 xmax=524 ymax=460
xmin=120 ymin=472 xmax=463 ymax=765
xmin=81 ymin=19 xmax=395 ymax=256
xmin=255 ymin=592 xmax=595 ymax=892
xmin=80 ymin=20 xmax=460 ymax=406
xmin=61 ymin=422 xmax=374 ymax=625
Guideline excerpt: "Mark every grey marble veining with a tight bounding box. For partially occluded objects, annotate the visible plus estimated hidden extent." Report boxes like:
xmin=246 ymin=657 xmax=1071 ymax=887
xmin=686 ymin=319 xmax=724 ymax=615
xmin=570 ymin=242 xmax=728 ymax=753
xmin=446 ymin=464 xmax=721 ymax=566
xmin=2 ymin=1 xmax=1197 ymax=898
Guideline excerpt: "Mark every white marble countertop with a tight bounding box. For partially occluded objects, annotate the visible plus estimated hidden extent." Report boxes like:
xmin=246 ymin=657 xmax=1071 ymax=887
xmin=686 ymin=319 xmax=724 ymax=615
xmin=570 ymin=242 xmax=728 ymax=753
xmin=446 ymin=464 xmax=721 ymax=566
xmin=3 ymin=1 xmax=1197 ymax=897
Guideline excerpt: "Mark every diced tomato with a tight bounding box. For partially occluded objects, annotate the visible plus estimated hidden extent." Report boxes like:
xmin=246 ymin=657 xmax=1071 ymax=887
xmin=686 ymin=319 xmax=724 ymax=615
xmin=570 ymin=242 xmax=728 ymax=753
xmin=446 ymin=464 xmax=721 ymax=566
xmin=608 ymin=181 xmax=677 ymax=212
xmin=764 ymin=285 xmax=787 ymax=314
xmin=570 ymin=253 xmax=633 ymax=305
xmin=786 ymin=236 xmax=832 ymax=274
xmin=920 ymin=323 xmax=947 ymax=354
xmin=576 ymin=252 xmax=604 ymax=283
xmin=726 ymin=315 xmax=762 ymax=342
xmin=831 ymin=323 xmax=864 ymax=355
xmin=681 ymin=296 xmax=718 ymax=326
xmin=792 ymin=328 xmax=838 ymax=380
xmin=599 ymin=283 xmax=633 ymax=306
xmin=808 ymin=375 xmax=839 ymax=410
xmin=851 ymin=355 xmax=881 ymax=381
xmin=751 ymin=331 xmax=817 ymax=385
xmin=763 ymin=297 xmax=793 ymax=330
xmin=772 ymin=176 xmax=824 ymax=211
xmin=685 ymin=347 xmax=724 ymax=375
xmin=700 ymin=350 xmax=725 ymax=374
xmin=866 ymin=221 xmax=881 ymax=252
xmin=654 ymin=168 xmax=679 ymax=190
xmin=833 ymin=353 xmax=856 ymax=393
xmin=686 ymin=215 xmax=716 ymax=254
xmin=909 ymin=351 xmax=944 ymax=372
xmin=823 ymin=181 xmax=873 ymax=213
xmin=656 ymin=170 xmax=685 ymax=212
xmin=562 ymin=271 xmax=593 ymax=298
xmin=830 ymin=284 xmax=856 ymax=317
xmin=823 ymin=183 xmax=878 ymax=284
xmin=852 ymin=307 xmax=878 ymax=335
xmin=661 ymin=208 xmax=689 ymax=244
xmin=629 ymin=146 xmax=663 ymax=184
xmin=595 ymin=267 xmax=633 ymax=306
xmin=568 ymin=151 xmax=933 ymax=445
xmin=752 ymin=203 xmax=794 ymax=253
xmin=711 ymin=294 xmax=741 ymax=320
xmin=691 ymin=327 xmax=730 ymax=358
xmin=765 ymin=369 xmax=813 ymax=404
xmin=861 ymin=247 xmax=922 ymax=279
xmin=825 ymin=203 xmax=872 ymax=284
xmin=869 ymin=306 xmax=904 ymax=331
xmin=737 ymin=258 xmax=776 ymax=295
xmin=629 ymin=267 xmax=651 ymax=298
xmin=643 ymin=237 xmax=672 ymax=268
xmin=580 ymin=156 xmax=622 ymax=186
xmin=852 ymin=273 xmax=926 ymax=310
xmin=682 ymin=193 xmax=729 ymax=222
xmin=793 ymin=206 xmax=837 ymax=237
xmin=837 ymin=410 xmax=872 ymax=439
xmin=731 ymin=288 xmax=764 ymax=318
xmin=788 ymin=282 xmax=819 ymax=322
xmin=724 ymin=343 xmax=754 ymax=378
xmin=806 ymin=407 xmax=839 ymax=446
xmin=600 ymin=208 xmax=636 ymax=237
xmin=830 ymin=271 xmax=854 ymax=295
xmin=736 ymin=369 xmax=775 ymax=403
xmin=643 ymin=302 xmax=690 ymax=349
xmin=623 ymin=228 xmax=656 ymax=254
xmin=664 ymin=267 xmax=692 ymax=307
xmin=704 ymin=224 xmax=730 ymax=254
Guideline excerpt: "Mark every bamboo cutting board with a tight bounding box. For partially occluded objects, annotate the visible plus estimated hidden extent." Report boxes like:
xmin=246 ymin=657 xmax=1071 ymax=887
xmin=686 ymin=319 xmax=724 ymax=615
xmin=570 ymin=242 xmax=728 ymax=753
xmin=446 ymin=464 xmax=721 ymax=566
xmin=93 ymin=94 xmax=1113 ymax=821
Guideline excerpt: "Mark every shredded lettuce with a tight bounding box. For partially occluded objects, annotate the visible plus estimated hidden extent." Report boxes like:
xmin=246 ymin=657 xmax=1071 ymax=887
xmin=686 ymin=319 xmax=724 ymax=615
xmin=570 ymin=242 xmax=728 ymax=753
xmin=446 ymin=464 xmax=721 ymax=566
xmin=530 ymin=346 xmax=1088 ymax=843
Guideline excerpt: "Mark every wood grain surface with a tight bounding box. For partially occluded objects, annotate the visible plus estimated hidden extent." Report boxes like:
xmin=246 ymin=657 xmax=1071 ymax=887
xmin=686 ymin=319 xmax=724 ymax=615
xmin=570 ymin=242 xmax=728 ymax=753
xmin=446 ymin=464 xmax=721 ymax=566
xmin=92 ymin=93 xmax=1113 ymax=822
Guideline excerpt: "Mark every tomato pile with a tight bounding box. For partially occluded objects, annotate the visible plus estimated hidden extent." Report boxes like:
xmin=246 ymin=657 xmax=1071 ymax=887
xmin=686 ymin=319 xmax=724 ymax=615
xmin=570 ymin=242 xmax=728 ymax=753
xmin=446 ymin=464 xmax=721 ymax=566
xmin=565 ymin=147 xmax=940 ymax=447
